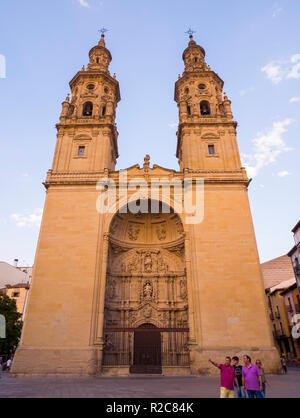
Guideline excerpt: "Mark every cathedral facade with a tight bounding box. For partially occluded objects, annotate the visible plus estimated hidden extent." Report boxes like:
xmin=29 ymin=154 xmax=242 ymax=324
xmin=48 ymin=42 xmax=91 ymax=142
xmin=12 ymin=34 xmax=280 ymax=376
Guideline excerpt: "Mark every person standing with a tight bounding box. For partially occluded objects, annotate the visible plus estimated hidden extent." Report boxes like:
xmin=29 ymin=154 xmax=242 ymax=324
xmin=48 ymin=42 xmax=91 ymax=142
xmin=280 ymin=355 xmax=288 ymax=374
xmin=232 ymin=356 xmax=245 ymax=398
xmin=6 ymin=358 xmax=12 ymax=373
xmin=209 ymin=357 xmax=240 ymax=398
xmin=242 ymin=355 xmax=263 ymax=398
xmin=255 ymin=359 xmax=270 ymax=398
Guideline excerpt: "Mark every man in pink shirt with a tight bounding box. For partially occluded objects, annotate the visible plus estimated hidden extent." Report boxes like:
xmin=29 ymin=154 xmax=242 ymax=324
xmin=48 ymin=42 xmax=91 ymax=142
xmin=242 ymin=355 xmax=263 ymax=398
xmin=209 ymin=357 xmax=240 ymax=398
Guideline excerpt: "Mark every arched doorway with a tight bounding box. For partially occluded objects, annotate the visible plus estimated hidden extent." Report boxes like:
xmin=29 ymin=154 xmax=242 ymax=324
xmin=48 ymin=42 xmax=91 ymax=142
xmin=130 ymin=324 xmax=162 ymax=374
xmin=102 ymin=202 xmax=190 ymax=374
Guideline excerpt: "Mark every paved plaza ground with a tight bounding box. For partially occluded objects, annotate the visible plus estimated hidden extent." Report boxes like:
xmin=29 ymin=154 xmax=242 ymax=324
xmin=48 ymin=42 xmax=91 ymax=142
xmin=1 ymin=369 xmax=300 ymax=398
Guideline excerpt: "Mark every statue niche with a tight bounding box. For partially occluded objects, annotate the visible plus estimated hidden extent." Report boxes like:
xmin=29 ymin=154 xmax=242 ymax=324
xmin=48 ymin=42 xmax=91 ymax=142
xmin=143 ymin=281 xmax=153 ymax=301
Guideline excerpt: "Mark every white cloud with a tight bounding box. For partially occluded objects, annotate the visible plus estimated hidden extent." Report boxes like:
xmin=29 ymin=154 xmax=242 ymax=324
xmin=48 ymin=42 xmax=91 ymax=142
xmin=277 ymin=171 xmax=291 ymax=177
xmin=242 ymin=119 xmax=293 ymax=178
xmin=287 ymin=54 xmax=300 ymax=80
xmin=262 ymin=54 xmax=300 ymax=84
xmin=11 ymin=208 xmax=43 ymax=228
xmin=290 ymin=97 xmax=300 ymax=103
xmin=77 ymin=0 xmax=90 ymax=7
xmin=260 ymin=184 xmax=265 ymax=188
xmin=261 ymin=62 xmax=285 ymax=84
xmin=272 ymin=6 xmax=283 ymax=18
xmin=168 ymin=122 xmax=177 ymax=130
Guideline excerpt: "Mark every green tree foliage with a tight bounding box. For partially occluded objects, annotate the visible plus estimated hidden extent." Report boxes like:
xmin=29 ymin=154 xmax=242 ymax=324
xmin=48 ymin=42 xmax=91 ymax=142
xmin=0 ymin=294 xmax=22 ymax=359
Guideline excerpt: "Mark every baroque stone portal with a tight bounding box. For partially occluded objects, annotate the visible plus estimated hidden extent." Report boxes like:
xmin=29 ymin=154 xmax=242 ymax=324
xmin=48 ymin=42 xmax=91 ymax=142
xmin=103 ymin=210 xmax=190 ymax=371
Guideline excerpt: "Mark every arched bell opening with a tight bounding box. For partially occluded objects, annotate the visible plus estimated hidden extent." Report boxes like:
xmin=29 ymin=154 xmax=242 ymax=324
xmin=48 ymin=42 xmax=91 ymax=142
xmin=82 ymin=101 xmax=93 ymax=117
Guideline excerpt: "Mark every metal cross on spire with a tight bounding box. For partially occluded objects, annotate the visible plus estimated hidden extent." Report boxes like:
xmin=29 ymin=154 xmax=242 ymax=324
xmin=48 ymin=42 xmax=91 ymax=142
xmin=99 ymin=27 xmax=108 ymax=35
xmin=185 ymin=28 xmax=196 ymax=37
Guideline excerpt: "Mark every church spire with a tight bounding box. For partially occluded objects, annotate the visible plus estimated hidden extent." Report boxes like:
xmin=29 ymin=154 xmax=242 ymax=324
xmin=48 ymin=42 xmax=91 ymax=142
xmin=182 ymin=34 xmax=207 ymax=73
xmin=53 ymin=34 xmax=121 ymax=174
xmin=88 ymin=33 xmax=112 ymax=73
xmin=174 ymin=35 xmax=240 ymax=173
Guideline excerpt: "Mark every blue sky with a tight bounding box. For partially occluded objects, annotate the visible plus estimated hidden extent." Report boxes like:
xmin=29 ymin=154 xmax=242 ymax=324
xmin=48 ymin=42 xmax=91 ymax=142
xmin=0 ymin=0 xmax=299 ymax=266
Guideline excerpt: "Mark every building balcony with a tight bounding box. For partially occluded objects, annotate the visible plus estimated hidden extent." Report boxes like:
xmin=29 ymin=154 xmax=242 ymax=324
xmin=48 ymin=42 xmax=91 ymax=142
xmin=273 ymin=330 xmax=286 ymax=339
xmin=286 ymin=305 xmax=294 ymax=314
xmin=275 ymin=312 xmax=281 ymax=319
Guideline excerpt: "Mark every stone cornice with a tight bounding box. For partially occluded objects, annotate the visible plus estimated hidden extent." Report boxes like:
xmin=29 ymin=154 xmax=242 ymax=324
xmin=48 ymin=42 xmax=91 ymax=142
xmin=69 ymin=70 xmax=121 ymax=102
xmin=43 ymin=168 xmax=250 ymax=189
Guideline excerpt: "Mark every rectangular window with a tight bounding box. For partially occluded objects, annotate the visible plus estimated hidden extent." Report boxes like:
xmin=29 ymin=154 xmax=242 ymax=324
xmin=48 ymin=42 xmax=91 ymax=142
xmin=208 ymin=145 xmax=215 ymax=155
xmin=12 ymin=292 xmax=20 ymax=298
xmin=78 ymin=146 xmax=85 ymax=157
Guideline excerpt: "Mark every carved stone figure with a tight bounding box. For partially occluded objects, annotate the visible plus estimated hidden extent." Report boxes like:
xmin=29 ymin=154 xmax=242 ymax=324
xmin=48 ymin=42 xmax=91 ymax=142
xmin=108 ymin=280 xmax=116 ymax=299
xmin=156 ymin=223 xmax=167 ymax=241
xmin=144 ymin=252 xmax=153 ymax=273
xmin=128 ymin=253 xmax=139 ymax=273
xmin=143 ymin=281 xmax=153 ymax=300
xmin=157 ymin=253 xmax=168 ymax=273
xmin=180 ymin=280 xmax=187 ymax=299
xmin=143 ymin=306 xmax=152 ymax=319
xmin=128 ymin=223 xmax=140 ymax=241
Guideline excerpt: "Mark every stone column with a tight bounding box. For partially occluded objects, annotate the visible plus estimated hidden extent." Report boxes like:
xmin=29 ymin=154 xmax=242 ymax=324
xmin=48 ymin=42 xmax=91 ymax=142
xmin=95 ymin=232 xmax=110 ymax=373
xmin=184 ymin=232 xmax=196 ymax=343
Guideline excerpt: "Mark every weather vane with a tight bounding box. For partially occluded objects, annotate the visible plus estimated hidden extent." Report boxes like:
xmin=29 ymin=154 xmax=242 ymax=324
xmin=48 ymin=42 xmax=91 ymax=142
xmin=185 ymin=28 xmax=196 ymax=37
xmin=99 ymin=28 xmax=108 ymax=35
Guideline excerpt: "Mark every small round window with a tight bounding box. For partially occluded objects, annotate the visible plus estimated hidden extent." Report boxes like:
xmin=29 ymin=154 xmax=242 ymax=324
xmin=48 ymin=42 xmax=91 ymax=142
xmin=184 ymin=88 xmax=189 ymax=94
xmin=87 ymin=84 xmax=95 ymax=91
xmin=104 ymin=87 xmax=109 ymax=94
xmin=198 ymin=84 xmax=206 ymax=90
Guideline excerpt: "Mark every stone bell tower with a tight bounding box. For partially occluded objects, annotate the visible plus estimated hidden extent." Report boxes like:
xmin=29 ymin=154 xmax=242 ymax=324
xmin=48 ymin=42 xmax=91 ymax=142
xmin=54 ymin=33 xmax=120 ymax=173
xmin=11 ymin=34 xmax=121 ymax=376
xmin=175 ymin=34 xmax=241 ymax=174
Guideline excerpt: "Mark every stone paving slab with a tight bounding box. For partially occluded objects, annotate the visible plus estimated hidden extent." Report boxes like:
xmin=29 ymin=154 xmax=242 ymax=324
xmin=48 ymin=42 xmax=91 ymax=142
xmin=0 ymin=369 xmax=300 ymax=398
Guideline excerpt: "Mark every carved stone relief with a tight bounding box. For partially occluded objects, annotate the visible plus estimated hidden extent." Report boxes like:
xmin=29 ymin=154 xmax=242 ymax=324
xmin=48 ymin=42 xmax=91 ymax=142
xmin=128 ymin=223 xmax=140 ymax=241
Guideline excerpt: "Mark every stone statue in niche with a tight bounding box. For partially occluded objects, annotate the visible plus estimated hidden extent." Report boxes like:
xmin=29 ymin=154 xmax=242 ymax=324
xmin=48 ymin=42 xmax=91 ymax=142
xmin=156 ymin=223 xmax=167 ymax=241
xmin=157 ymin=253 xmax=168 ymax=273
xmin=180 ymin=280 xmax=187 ymax=299
xmin=128 ymin=253 xmax=139 ymax=273
xmin=143 ymin=281 xmax=153 ymax=300
xmin=108 ymin=280 xmax=116 ymax=299
xmin=144 ymin=252 xmax=153 ymax=273
xmin=128 ymin=223 xmax=140 ymax=241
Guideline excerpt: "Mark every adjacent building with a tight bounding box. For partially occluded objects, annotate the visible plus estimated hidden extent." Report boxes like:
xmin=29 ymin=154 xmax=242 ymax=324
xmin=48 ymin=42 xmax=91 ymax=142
xmin=262 ymin=255 xmax=300 ymax=359
xmin=288 ymin=220 xmax=300 ymax=297
xmin=0 ymin=261 xmax=32 ymax=319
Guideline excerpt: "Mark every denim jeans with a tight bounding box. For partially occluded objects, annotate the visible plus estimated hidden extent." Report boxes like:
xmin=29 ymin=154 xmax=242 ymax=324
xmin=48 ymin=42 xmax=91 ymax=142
xmin=260 ymin=383 xmax=266 ymax=398
xmin=234 ymin=385 xmax=246 ymax=398
xmin=247 ymin=389 xmax=263 ymax=398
